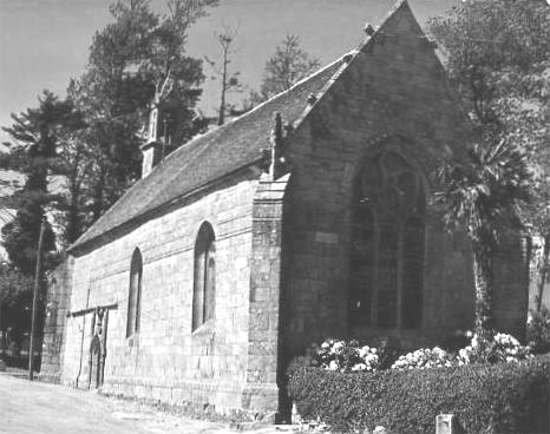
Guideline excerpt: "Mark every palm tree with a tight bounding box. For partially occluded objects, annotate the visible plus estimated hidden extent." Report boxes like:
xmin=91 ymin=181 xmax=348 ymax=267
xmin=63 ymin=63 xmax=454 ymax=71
xmin=436 ymin=138 xmax=531 ymax=348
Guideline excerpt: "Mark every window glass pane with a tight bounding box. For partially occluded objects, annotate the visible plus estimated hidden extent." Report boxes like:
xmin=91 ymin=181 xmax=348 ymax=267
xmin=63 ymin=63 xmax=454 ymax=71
xmin=350 ymin=207 xmax=375 ymax=326
xmin=383 ymin=152 xmax=408 ymax=172
xmin=193 ymin=249 xmax=205 ymax=330
xmin=193 ymin=223 xmax=215 ymax=330
xmin=402 ymin=217 xmax=424 ymax=328
xmin=127 ymin=249 xmax=142 ymax=337
xmin=377 ymin=216 xmax=398 ymax=328
xmin=350 ymin=150 xmax=425 ymax=331
xmin=204 ymin=254 xmax=216 ymax=321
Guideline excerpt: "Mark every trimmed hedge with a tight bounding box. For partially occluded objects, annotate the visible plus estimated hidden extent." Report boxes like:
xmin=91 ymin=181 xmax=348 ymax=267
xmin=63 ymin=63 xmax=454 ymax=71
xmin=287 ymin=358 xmax=549 ymax=433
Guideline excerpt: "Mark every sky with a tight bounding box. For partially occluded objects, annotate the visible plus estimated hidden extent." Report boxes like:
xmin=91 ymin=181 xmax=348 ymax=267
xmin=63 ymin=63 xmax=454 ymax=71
xmin=0 ymin=0 xmax=458 ymax=146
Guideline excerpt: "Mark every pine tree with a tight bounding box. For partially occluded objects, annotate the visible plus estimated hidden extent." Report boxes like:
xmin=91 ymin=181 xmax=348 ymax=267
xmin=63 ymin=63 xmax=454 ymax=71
xmin=1 ymin=90 xmax=81 ymax=274
xmin=69 ymin=0 xmax=217 ymax=223
xmin=245 ymin=34 xmax=320 ymax=109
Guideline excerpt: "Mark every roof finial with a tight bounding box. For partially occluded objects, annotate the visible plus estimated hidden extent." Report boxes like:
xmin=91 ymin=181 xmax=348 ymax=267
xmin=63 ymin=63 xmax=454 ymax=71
xmin=268 ymin=112 xmax=287 ymax=180
xmin=364 ymin=23 xmax=375 ymax=36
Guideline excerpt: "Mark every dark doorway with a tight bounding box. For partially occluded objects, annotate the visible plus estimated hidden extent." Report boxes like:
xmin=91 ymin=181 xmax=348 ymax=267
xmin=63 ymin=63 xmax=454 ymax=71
xmin=88 ymin=308 xmax=109 ymax=389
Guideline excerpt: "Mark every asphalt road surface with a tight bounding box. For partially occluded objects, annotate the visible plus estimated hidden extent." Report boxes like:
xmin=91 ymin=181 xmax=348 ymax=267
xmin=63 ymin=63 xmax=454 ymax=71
xmin=0 ymin=374 xmax=298 ymax=434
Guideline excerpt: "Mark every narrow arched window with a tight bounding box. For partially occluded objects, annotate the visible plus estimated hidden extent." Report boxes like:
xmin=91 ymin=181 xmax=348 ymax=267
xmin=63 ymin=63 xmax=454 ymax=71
xmin=192 ymin=222 xmax=216 ymax=331
xmin=350 ymin=151 xmax=425 ymax=330
xmin=126 ymin=248 xmax=143 ymax=337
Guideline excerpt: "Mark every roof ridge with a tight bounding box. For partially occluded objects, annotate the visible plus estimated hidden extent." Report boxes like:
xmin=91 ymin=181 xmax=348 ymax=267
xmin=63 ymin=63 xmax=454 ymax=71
xmin=356 ymin=0 xmax=416 ymax=52
xmin=238 ymin=53 xmax=356 ymax=120
xmin=377 ymin=0 xmax=410 ymax=31
xmin=281 ymin=1 xmax=412 ymax=137
xmin=139 ymin=53 xmax=350 ymax=177
xmin=70 ymin=2 xmax=418 ymax=253
xmin=148 ymin=56 xmax=352 ymax=201
xmin=271 ymin=0 xmax=423 ymax=168
xmin=168 ymin=52 xmax=353 ymax=157
xmin=134 ymin=53 xmax=353 ymax=177
xmin=70 ymin=57 xmax=347 ymax=253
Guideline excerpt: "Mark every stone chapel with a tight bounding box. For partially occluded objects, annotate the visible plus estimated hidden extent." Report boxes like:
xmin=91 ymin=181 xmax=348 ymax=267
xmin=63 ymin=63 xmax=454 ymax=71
xmin=41 ymin=0 xmax=529 ymax=417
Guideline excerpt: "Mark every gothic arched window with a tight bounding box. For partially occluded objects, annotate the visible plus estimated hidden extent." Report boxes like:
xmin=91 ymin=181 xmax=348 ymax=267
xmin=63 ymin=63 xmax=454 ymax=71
xmin=350 ymin=151 xmax=425 ymax=329
xmin=192 ymin=222 xmax=216 ymax=331
xmin=126 ymin=248 xmax=143 ymax=337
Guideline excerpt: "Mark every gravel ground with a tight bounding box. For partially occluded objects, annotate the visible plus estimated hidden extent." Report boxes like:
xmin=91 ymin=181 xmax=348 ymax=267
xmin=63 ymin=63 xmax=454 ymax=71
xmin=0 ymin=373 xmax=301 ymax=434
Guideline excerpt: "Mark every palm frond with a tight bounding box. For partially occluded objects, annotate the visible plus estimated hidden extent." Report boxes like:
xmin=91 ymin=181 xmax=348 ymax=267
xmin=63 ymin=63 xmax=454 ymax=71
xmin=435 ymin=137 xmax=531 ymax=246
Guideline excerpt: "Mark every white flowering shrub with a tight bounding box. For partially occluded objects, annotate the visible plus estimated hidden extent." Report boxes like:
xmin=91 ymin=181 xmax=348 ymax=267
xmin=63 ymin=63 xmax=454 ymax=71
xmin=307 ymin=331 xmax=532 ymax=375
xmin=315 ymin=339 xmax=380 ymax=372
xmin=456 ymin=332 xmax=532 ymax=365
xmin=391 ymin=347 xmax=454 ymax=370
xmin=392 ymin=332 xmax=532 ymax=369
xmin=355 ymin=344 xmax=380 ymax=371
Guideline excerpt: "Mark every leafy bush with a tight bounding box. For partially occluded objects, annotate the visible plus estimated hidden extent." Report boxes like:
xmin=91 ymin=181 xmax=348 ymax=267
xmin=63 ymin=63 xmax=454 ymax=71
xmin=442 ymin=329 xmax=473 ymax=352
xmin=287 ymin=359 xmax=549 ymax=434
xmin=528 ymin=307 xmax=550 ymax=354
xmin=375 ymin=336 xmax=403 ymax=369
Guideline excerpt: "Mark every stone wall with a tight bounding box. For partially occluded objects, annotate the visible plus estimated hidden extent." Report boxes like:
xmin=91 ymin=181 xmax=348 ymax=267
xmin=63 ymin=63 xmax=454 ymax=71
xmin=40 ymin=257 xmax=74 ymax=383
xmin=493 ymin=236 xmax=530 ymax=340
xmin=61 ymin=172 xmax=260 ymax=412
xmin=278 ymin=2 xmax=528 ymax=357
xmin=245 ymin=173 xmax=289 ymax=413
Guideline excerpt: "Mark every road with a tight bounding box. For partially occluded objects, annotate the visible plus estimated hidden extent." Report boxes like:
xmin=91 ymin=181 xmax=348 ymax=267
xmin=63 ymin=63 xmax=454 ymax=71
xmin=0 ymin=374 xmax=299 ymax=434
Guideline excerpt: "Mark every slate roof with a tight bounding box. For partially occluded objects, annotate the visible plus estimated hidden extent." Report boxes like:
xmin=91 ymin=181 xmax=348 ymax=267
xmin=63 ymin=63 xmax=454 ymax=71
xmin=72 ymin=55 xmax=348 ymax=252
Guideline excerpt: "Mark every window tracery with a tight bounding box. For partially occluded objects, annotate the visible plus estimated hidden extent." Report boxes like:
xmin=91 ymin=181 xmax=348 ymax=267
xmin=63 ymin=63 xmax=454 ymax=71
xmin=350 ymin=151 xmax=425 ymax=329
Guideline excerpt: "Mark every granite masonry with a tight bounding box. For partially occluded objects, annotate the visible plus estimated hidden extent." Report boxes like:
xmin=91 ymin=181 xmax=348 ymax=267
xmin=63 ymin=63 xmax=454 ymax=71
xmin=41 ymin=0 xmax=529 ymax=418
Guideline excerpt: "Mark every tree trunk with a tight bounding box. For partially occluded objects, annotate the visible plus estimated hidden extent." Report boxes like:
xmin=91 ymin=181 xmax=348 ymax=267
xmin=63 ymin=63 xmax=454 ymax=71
xmin=472 ymin=241 xmax=495 ymax=344
xmin=91 ymin=168 xmax=107 ymax=223
xmin=218 ymin=82 xmax=226 ymax=126
xmin=66 ymin=187 xmax=81 ymax=245
xmin=217 ymin=54 xmax=228 ymax=126
xmin=536 ymin=234 xmax=550 ymax=312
